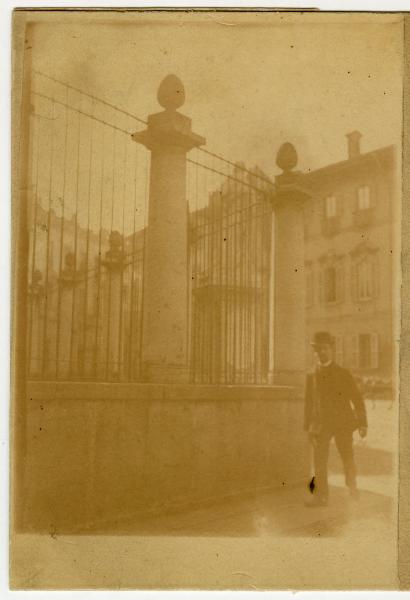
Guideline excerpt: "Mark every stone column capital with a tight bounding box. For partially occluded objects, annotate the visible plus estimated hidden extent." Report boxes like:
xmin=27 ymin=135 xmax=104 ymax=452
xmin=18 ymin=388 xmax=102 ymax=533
xmin=271 ymin=172 xmax=312 ymax=211
xmin=271 ymin=141 xmax=312 ymax=211
xmin=132 ymin=109 xmax=205 ymax=153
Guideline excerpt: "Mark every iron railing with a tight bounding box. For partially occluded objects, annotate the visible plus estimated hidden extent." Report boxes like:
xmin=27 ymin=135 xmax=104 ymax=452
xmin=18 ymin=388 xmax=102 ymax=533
xmin=27 ymin=71 xmax=275 ymax=384
xmin=187 ymin=149 xmax=274 ymax=384
xmin=28 ymin=70 xmax=149 ymax=381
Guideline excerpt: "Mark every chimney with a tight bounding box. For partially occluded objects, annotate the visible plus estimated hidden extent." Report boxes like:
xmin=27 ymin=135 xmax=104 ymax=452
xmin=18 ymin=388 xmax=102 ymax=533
xmin=346 ymin=130 xmax=362 ymax=159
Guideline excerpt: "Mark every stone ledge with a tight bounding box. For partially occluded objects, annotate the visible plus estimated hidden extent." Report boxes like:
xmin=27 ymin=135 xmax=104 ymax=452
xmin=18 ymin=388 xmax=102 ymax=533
xmin=27 ymin=380 xmax=300 ymax=402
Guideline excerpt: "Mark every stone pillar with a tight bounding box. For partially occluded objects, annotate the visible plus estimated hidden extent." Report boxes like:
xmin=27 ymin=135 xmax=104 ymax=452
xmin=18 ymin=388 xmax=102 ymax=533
xmin=270 ymin=143 xmax=311 ymax=386
xmin=132 ymin=75 xmax=205 ymax=383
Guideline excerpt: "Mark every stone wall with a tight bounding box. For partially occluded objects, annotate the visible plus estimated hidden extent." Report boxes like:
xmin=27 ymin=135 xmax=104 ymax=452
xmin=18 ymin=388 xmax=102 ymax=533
xmin=23 ymin=382 xmax=309 ymax=533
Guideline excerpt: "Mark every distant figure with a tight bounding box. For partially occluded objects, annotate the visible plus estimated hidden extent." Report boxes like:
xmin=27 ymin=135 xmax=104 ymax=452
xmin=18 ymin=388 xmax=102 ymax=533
xmin=304 ymin=331 xmax=367 ymax=507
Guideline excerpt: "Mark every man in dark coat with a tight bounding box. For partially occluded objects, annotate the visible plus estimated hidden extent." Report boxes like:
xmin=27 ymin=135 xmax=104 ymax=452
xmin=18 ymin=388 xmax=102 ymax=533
xmin=304 ymin=331 xmax=368 ymax=507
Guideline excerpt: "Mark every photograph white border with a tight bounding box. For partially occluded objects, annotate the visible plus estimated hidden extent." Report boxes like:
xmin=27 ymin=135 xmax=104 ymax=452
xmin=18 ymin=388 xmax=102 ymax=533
xmin=2 ymin=1 xmax=409 ymax=599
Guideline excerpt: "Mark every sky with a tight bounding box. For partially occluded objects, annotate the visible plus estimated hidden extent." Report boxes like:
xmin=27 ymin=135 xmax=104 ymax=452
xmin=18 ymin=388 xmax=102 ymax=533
xmin=29 ymin=11 xmax=403 ymax=179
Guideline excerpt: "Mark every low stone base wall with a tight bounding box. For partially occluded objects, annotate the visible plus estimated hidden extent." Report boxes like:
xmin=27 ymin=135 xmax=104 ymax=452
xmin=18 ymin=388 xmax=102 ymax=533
xmin=22 ymin=382 xmax=309 ymax=533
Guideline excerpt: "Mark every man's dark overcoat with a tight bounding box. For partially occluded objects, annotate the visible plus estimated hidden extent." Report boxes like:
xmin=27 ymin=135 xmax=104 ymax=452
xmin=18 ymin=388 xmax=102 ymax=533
xmin=304 ymin=363 xmax=367 ymax=434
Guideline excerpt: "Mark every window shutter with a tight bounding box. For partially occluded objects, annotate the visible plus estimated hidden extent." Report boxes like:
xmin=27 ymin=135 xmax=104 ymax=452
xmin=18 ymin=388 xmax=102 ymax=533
xmin=336 ymin=194 xmax=343 ymax=217
xmin=369 ymin=184 xmax=376 ymax=208
xmin=358 ymin=259 xmax=365 ymax=300
xmin=310 ymin=270 xmax=315 ymax=306
xmin=372 ymin=256 xmax=379 ymax=299
xmin=318 ymin=269 xmax=324 ymax=304
xmin=358 ymin=185 xmax=371 ymax=210
xmin=366 ymin=186 xmax=372 ymax=209
xmin=351 ymin=260 xmax=358 ymax=302
xmin=305 ymin=269 xmax=313 ymax=307
xmin=351 ymin=334 xmax=359 ymax=369
xmin=370 ymin=333 xmax=379 ymax=369
xmin=336 ymin=263 xmax=344 ymax=302
xmin=325 ymin=195 xmax=337 ymax=219
xmin=335 ymin=335 xmax=344 ymax=366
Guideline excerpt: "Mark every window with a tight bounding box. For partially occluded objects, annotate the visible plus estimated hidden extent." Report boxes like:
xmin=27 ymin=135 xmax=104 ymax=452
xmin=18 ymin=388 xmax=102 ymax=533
xmin=303 ymin=207 xmax=313 ymax=239
xmin=357 ymin=258 xmax=373 ymax=300
xmin=335 ymin=335 xmax=344 ymax=366
xmin=324 ymin=266 xmax=337 ymax=303
xmin=359 ymin=334 xmax=371 ymax=369
xmin=325 ymin=195 xmax=337 ymax=218
xmin=351 ymin=253 xmax=378 ymax=301
xmin=358 ymin=333 xmax=379 ymax=369
xmin=357 ymin=185 xmax=370 ymax=211
xmin=305 ymin=267 xmax=314 ymax=306
xmin=320 ymin=261 xmax=344 ymax=304
xmin=350 ymin=335 xmax=359 ymax=369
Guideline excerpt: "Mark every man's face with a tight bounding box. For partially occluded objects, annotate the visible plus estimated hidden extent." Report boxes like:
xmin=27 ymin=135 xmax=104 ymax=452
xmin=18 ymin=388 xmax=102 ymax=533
xmin=314 ymin=343 xmax=333 ymax=364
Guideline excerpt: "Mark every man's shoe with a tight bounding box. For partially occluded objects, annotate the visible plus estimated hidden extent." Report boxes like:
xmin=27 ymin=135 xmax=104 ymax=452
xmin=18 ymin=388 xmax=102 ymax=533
xmin=304 ymin=496 xmax=328 ymax=508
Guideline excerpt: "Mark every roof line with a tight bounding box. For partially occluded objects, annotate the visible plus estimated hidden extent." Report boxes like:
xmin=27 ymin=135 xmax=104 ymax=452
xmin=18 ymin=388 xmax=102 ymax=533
xmin=303 ymin=144 xmax=395 ymax=180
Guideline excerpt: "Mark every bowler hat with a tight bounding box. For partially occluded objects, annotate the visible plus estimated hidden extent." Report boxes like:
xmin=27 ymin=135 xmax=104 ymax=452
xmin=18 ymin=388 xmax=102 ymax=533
xmin=311 ymin=331 xmax=334 ymax=347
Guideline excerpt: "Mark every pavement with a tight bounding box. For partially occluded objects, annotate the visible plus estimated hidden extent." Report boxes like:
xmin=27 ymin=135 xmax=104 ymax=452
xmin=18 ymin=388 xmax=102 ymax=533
xmin=11 ymin=399 xmax=398 ymax=589
xmin=80 ymin=397 xmax=396 ymax=538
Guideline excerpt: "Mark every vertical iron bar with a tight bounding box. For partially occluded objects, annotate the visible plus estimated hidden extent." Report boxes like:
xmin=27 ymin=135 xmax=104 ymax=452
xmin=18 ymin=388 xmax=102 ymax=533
xmin=138 ymin=149 xmax=150 ymax=379
xmin=222 ymin=176 xmax=227 ymax=383
xmin=246 ymin=186 xmax=252 ymax=384
xmin=40 ymin=92 xmax=56 ymax=378
xmin=239 ymin=175 xmax=245 ymax=383
xmin=199 ymin=177 xmax=205 ymax=384
xmin=55 ymin=86 xmax=70 ymax=380
xmin=216 ymin=167 xmax=223 ymax=385
xmin=253 ymin=195 xmax=259 ymax=383
xmin=80 ymin=98 xmax=95 ymax=379
xmin=128 ymin=143 xmax=138 ymax=380
xmin=205 ymin=167 xmax=211 ymax=382
xmin=68 ymin=96 xmax=82 ymax=378
xmin=105 ymin=127 xmax=116 ymax=380
xmin=193 ymin=158 xmax=199 ymax=383
xmin=232 ymin=175 xmax=238 ymax=384
xmin=209 ymin=171 xmax=216 ymax=383
xmin=27 ymin=110 xmax=41 ymax=377
xmin=93 ymin=124 xmax=106 ymax=379
xmin=117 ymin=135 xmax=127 ymax=380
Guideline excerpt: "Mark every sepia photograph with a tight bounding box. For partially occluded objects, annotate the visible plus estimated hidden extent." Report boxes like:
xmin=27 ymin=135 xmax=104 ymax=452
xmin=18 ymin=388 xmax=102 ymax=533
xmin=10 ymin=8 xmax=406 ymax=590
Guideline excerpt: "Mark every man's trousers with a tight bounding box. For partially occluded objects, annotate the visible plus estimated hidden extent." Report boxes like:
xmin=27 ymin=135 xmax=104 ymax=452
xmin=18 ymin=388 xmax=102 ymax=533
xmin=313 ymin=428 xmax=357 ymax=500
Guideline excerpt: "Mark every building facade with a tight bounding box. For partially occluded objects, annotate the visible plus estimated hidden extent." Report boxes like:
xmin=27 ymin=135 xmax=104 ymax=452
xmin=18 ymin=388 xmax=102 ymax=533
xmin=303 ymin=132 xmax=397 ymax=392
